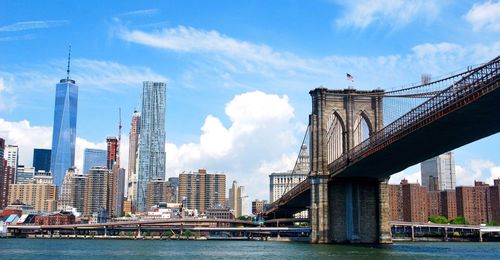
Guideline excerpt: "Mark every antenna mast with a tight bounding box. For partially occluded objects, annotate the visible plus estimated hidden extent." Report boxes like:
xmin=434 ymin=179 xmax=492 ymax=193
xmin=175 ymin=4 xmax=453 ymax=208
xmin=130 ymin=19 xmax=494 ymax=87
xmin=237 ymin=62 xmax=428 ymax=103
xmin=66 ymin=45 xmax=71 ymax=80
xmin=118 ymin=107 xmax=122 ymax=167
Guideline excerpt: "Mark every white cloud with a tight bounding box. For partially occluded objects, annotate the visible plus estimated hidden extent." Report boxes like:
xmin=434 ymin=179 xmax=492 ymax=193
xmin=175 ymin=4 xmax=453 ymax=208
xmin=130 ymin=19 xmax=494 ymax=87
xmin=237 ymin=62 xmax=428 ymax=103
xmin=116 ymin=24 xmax=500 ymax=94
xmin=116 ymin=9 xmax=160 ymax=17
xmin=389 ymin=169 xmax=422 ymax=184
xmin=0 ymin=20 xmax=68 ymax=32
xmin=0 ymin=118 xmax=130 ymax=176
xmin=455 ymin=159 xmax=499 ymax=186
xmin=464 ymin=1 xmax=500 ymax=32
xmin=334 ymin=0 xmax=441 ymax=29
xmin=166 ymin=91 xmax=301 ymax=200
xmin=0 ymin=58 xmax=167 ymax=95
xmin=118 ymin=25 xmax=319 ymax=74
xmin=70 ymin=59 xmax=168 ymax=91
xmin=0 ymin=119 xmax=51 ymax=167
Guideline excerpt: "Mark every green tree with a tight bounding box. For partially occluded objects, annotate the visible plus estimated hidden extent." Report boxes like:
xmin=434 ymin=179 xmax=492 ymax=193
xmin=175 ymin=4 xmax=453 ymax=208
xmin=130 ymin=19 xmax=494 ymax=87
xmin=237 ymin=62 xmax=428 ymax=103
xmin=450 ymin=216 xmax=469 ymax=225
xmin=428 ymin=215 xmax=449 ymax=224
xmin=182 ymin=230 xmax=196 ymax=238
xmin=162 ymin=230 xmax=175 ymax=237
xmin=238 ymin=215 xmax=251 ymax=221
xmin=487 ymin=220 xmax=500 ymax=226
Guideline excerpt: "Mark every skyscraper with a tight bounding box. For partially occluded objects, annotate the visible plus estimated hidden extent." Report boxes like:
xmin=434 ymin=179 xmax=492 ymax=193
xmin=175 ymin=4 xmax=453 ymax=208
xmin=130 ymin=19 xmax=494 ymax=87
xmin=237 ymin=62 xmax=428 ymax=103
xmin=83 ymin=148 xmax=106 ymax=175
xmin=421 ymin=152 xmax=456 ymax=191
xmin=4 ymin=145 xmax=19 ymax=182
xmin=0 ymin=138 xmax=15 ymax=209
xmin=106 ymin=137 xmax=119 ymax=170
xmin=137 ymin=81 xmax=166 ymax=212
xmin=178 ymin=169 xmax=226 ymax=213
xmin=50 ymin=48 xmax=78 ymax=189
xmin=60 ymin=167 xmax=87 ymax=214
xmin=127 ymin=110 xmax=141 ymax=206
xmin=33 ymin=148 xmax=51 ymax=172
xmin=228 ymin=181 xmax=240 ymax=216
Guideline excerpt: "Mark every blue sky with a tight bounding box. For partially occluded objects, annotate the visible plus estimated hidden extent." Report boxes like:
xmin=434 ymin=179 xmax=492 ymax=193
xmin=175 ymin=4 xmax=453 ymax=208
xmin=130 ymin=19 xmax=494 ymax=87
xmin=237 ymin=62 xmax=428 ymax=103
xmin=1 ymin=0 xmax=500 ymax=201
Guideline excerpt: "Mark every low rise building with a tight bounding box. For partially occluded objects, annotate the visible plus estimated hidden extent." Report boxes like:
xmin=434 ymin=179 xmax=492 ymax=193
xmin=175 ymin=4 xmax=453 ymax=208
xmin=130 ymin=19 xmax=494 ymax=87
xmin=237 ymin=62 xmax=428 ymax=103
xmin=7 ymin=182 xmax=57 ymax=212
xmin=34 ymin=211 xmax=76 ymax=225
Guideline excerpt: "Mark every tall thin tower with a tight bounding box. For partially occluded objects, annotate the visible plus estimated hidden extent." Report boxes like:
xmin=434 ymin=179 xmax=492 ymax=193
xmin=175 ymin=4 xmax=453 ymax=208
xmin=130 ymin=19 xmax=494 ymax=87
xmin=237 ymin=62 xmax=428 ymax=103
xmin=137 ymin=81 xmax=166 ymax=212
xmin=50 ymin=45 xmax=78 ymax=189
xmin=118 ymin=108 xmax=122 ymax=167
xmin=127 ymin=110 xmax=141 ymax=208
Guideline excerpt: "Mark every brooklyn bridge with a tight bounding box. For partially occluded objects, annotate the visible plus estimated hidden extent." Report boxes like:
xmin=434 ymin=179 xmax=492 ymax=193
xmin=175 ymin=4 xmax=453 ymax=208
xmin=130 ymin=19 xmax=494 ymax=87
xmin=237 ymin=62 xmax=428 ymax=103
xmin=264 ymin=55 xmax=500 ymax=244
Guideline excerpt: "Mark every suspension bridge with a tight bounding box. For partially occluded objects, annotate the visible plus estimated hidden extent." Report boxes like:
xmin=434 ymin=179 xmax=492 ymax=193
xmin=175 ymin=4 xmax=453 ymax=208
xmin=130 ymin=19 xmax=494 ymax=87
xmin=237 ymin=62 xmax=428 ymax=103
xmin=264 ymin=55 xmax=500 ymax=244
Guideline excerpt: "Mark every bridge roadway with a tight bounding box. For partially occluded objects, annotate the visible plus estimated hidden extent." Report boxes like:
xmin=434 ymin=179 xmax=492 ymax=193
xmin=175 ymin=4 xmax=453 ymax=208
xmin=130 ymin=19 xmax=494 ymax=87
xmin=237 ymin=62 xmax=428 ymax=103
xmin=6 ymin=218 xmax=308 ymax=231
xmin=266 ymin=56 xmax=500 ymax=218
xmin=7 ymin=218 xmax=258 ymax=230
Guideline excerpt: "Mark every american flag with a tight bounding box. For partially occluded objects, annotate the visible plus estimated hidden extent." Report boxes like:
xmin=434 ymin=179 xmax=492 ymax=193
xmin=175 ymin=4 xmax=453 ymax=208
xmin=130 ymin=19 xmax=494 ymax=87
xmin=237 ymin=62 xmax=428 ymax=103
xmin=346 ymin=73 xmax=354 ymax=82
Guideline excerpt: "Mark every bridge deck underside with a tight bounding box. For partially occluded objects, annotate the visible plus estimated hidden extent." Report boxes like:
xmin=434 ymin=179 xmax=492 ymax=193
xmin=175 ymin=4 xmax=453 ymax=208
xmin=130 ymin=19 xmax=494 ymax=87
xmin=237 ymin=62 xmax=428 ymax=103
xmin=334 ymin=83 xmax=500 ymax=179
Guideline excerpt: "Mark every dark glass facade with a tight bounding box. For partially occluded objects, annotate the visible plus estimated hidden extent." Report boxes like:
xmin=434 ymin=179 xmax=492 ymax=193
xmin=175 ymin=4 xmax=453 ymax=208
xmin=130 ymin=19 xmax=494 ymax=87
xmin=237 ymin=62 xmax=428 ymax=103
xmin=33 ymin=148 xmax=51 ymax=172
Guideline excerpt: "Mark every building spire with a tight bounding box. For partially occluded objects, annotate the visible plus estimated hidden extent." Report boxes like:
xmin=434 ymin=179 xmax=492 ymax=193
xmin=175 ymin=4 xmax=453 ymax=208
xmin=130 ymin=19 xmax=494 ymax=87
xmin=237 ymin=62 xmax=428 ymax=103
xmin=66 ymin=45 xmax=71 ymax=80
xmin=117 ymin=107 xmax=122 ymax=167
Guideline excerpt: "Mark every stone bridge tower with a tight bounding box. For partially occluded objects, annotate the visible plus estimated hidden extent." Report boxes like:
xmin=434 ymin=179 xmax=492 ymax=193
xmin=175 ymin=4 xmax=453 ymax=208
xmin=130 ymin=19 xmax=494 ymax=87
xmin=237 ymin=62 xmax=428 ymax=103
xmin=309 ymin=88 xmax=391 ymax=244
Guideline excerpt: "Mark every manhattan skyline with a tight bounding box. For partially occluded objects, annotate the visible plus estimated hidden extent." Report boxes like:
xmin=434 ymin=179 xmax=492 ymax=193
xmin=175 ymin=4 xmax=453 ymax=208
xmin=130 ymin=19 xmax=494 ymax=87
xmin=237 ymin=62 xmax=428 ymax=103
xmin=0 ymin=1 xmax=500 ymax=202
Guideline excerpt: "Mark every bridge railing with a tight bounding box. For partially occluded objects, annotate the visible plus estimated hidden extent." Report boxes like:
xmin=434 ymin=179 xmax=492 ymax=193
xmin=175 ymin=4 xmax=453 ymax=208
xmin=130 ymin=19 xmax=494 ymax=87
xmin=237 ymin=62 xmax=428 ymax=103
xmin=329 ymin=55 xmax=500 ymax=173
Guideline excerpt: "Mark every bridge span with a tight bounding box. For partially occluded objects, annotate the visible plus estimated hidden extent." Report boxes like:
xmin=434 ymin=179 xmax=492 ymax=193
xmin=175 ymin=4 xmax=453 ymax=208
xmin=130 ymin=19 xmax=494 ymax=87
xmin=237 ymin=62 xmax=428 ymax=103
xmin=266 ymin=55 xmax=500 ymax=244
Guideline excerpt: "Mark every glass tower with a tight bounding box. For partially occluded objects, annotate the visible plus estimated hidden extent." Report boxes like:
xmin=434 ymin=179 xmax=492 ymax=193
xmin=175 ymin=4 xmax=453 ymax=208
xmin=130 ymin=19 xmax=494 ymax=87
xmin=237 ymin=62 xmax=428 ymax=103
xmin=33 ymin=148 xmax=51 ymax=172
xmin=137 ymin=81 xmax=166 ymax=212
xmin=421 ymin=151 xmax=456 ymax=191
xmin=50 ymin=56 xmax=78 ymax=189
xmin=83 ymin=148 xmax=107 ymax=175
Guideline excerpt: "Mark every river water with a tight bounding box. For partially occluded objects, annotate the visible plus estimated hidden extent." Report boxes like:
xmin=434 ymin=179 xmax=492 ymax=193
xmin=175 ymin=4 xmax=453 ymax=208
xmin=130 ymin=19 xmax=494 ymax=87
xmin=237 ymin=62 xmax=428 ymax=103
xmin=1 ymin=239 xmax=499 ymax=259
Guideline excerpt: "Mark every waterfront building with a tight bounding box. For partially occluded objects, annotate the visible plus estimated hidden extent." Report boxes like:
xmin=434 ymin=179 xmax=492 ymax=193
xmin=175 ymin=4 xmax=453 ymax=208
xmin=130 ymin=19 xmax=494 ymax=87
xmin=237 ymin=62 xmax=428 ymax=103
xmin=239 ymin=186 xmax=249 ymax=217
xmin=123 ymin=199 xmax=134 ymax=215
xmin=146 ymin=179 xmax=174 ymax=209
xmin=456 ymin=182 xmax=490 ymax=225
xmin=269 ymin=144 xmax=309 ymax=203
xmin=7 ymin=182 xmax=58 ymax=212
xmin=421 ymin=152 xmax=456 ymax=191
xmin=428 ymin=191 xmax=441 ymax=217
xmin=228 ymin=181 xmax=240 ymax=217
xmin=168 ymin=177 xmax=179 ymax=202
xmin=388 ymin=184 xmax=403 ymax=221
xmin=137 ymin=81 xmax=166 ymax=212
xmin=178 ymin=169 xmax=226 ymax=213
xmin=127 ymin=110 xmax=141 ymax=208
xmin=33 ymin=149 xmax=51 ymax=172
xmin=269 ymin=144 xmax=310 ymax=218
xmin=34 ymin=211 xmax=75 ymax=225
xmin=206 ymin=206 xmax=234 ymax=220
xmin=440 ymin=190 xmax=457 ymax=220
xmin=84 ymin=166 xmax=112 ymax=218
xmin=50 ymin=51 xmax=78 ymax=189
xmin=4 ymin=145 xmax=19 ymax=182
xmin=106 ymin=137 xmax=119 ymax=170
xmin=111 ymin=166 xmax=125 ymax=217
xmin=251 ymin=199 xmax=267 ymax=215
xmin=33 ymin=171 xmax=53 ymax=184
xmin=490 ymin=179 xmax=500 ymax=223
xmin=0 ymin=139 xmax=16 ymax=209
xmin=83 ymin=148 xmax=106 ymax=175
xmin=15 ymin=166 xmax=35 ymax=184
xmin=60 ymin=168 xmax=86 ymax=214
xmin=401 ymin=179 xmax=429 ymax=222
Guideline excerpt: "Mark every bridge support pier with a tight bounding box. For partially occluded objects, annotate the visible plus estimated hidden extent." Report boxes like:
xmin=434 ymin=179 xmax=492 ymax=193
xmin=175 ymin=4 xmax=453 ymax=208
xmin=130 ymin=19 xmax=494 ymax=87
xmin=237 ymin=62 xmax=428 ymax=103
xmin=310 ymin=175 xmax=330 ymax=243
xmin=310 ymin=178 xmax=391 ymax=244
xmin=329 ymin=179 xmax=391 ymax=243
